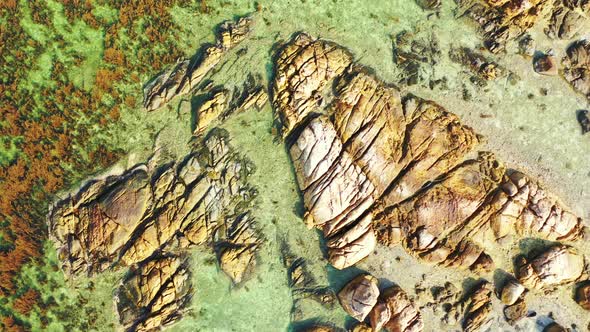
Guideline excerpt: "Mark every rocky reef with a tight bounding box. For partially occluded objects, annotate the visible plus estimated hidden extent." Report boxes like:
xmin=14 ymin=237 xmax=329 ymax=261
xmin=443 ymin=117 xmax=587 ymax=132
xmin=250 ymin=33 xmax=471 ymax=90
xmin=48 ymin=129 xmax=260 ymax=330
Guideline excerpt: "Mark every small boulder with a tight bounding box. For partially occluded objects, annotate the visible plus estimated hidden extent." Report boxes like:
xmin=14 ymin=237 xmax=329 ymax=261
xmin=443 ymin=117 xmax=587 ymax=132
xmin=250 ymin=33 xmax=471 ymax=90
xmin=503 ymin=298 xmax=527 ymax=325
xmin=500 ymin=280 xmax=525 ymax=305
xmin=351 ymin=322 xmax=373 ymax=332
xmin=543 ymin=322 xmax=566 ymax=332
xmin=338 ymin=274 xmax=380 ymax=322
xmin=575 ymin=283 xmax=590 ymax=310
xmin=577 ymin=110 xmax=590 ymax=134
xmin=534 ymin=54 xmax=558 ymax=76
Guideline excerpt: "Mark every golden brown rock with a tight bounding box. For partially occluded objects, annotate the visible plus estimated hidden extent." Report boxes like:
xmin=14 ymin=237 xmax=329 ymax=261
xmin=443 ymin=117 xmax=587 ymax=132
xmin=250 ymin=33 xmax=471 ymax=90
xmin=272 ymin=32 xmax=353 ymax=137
xmin=500 ymin=279 xmax=525 ymax=305
xmin=351 ymin=322 xmax=373 ymax=332
xmin=543 ymin=322 xmax=566 ymax=332
xmin=515 ymin=244 xmax=584 ymax=289
xmin=194 ymin=90 xmax=229 ymax=136
xmin=143 ymin=16 xmax=252 ymax=111
xmin=272 ymin=33 xmax=586 ymax=274
xmin=462 ymin=281 xmax=493 ymax=332
xmin=534 ymin=54 xmax=558 ymax=76
xmin=115 ymin=255 xmax=191 ymax=332
xmin=338 ymin=274 xmax=380 ymax=322
xmin=503 ymin=297 xmax=527 ymax=325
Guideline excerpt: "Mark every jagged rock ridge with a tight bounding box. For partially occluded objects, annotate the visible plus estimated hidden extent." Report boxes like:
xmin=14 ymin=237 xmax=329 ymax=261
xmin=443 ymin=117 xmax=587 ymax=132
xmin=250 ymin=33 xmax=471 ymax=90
xmin=271 ymin=32 xmax=585 ymax=274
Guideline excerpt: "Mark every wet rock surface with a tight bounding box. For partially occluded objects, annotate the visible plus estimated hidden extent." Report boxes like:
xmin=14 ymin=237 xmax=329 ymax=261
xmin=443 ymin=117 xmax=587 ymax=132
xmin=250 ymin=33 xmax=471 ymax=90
xmin=577 ymin=110 xmax=590 ymax=134
xmin=49 ymin=129 xmax=260 ymax=329
xmin=271 ymin=33 xmax=586 ymax=276
xmin=143 ymin=16 xmax=252 ymax=111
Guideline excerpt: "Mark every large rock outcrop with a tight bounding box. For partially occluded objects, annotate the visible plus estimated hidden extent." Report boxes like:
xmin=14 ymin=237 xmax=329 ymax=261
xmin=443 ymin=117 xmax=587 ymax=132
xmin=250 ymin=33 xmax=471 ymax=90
xmin=271 ymin=33 xmax=585 ymax=271
xmin=49 ymin=130 xmax=261 ymax=330
xmin=563 ymin=40 xmax=590 ymax=101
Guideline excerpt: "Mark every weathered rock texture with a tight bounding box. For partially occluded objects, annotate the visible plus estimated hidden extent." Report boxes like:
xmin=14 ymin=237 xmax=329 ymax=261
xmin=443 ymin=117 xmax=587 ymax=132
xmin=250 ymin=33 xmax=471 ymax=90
xmin=456 ymin=0 xmax=552 ymax=53
xmin=515 ymin=244 xmax=584 ymax=289
xmin=461 ymin=281 xmax=493 ymax=332
xmin=575 ymin=282 xmax=590 ymax=310
xmin=49 ymin=130 xmax=260 ymax=330
xmin=370 ymin=285 xmax=424 ymax=332
xmin=271 ymin=33 xmax=586 ymax=272
xmin=143 ymin=16 xmax=252 ymax=111
xmin=337 ymin=274 xmax=380 ymax=321
xmin=563 ymin=40 xmax=590 ymax=101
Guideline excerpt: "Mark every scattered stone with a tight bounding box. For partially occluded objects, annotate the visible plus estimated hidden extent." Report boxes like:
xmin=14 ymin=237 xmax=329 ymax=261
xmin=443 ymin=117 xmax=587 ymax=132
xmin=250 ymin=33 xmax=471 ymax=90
xmin=577 ymin=110 xmax=590 ymax=134
xmin=575 ymin=283 xmax=590 ymax=310
xmin=515 ymin=245 xmax=584 ymax=289
xmin=500 ymin=279 xmax=525 ymax=305
xmin=534 ymin=54 xmax=558 ymax=76
xmin=338 ymin=274 xmax=380 ymax=322
xmin=563 ymin=40 xmax=590 ymax=101
xmin=449 ymin=47 xmax=503 ymax=83
xmin=143 ymin=16 xmax=252 ymax=111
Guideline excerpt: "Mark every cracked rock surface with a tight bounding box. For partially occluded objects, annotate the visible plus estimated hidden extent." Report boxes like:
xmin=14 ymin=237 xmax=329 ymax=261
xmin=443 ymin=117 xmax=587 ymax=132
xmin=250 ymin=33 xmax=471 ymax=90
xmin=515 ymin=244 xmax=584 ymax=289
xmin=272 ymin=33 xmax=585 ymax=274
xmin=143 ymin=16 xmax=252 ymax=111
xmin=337 ymin=274 xmax=380 ymax=322
xmin=461 ymin=281 xmax=493 ymax=332
xmin=49 ymin=130 xmax=260 ymax=329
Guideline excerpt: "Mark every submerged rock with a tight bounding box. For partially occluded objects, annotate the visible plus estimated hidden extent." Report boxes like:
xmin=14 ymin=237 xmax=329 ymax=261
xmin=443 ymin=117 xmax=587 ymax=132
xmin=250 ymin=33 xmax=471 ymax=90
xmin=575 ymin=283 xmax=590 ymax=310
xmin=563 ymin=40 xmax=590 ymax=101
xmin=545 ymin=0 xmax=589 ymax=39
xmin=456 ymin=0 xmax=552 ymax=53
xmin=515 ymin=245 xmax=584 ymax=289
xmin=143 ymin=16 xmax=252 ymax=111
xmin=49 ymin=130 xmax=260 ymax=329
xmin=338 ymin=274 xmax=380 ymax=322
xmin=115 ymin=254 xmax=192 ymax=332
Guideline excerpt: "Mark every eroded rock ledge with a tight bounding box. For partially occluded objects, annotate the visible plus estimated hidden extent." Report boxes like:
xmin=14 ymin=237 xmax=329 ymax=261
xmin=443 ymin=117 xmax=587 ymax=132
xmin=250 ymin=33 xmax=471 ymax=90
xmin=272 ymin=32 xmax=586 ymax=273
xmin=49 ymin=130 xmax=260 ymax=330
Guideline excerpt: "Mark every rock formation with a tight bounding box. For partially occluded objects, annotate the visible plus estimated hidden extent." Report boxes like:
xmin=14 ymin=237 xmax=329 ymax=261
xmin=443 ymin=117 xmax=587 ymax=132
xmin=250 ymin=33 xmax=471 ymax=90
xmin=337 ymin=274 xmax=380 ymax=321
xmin=143 ymin=16 xmax=253 ymax=111
xmin=48 ymin=129 xmax=261 ymax=330
xmin=500 ymin=279 xmax=525 ymax=305
xmin=575 ymin=282 xmax=590 ymax=310
xmin=563 ymin=40 xmax=590 ymax=101
xmin=271 ymin=32 xmax=585 ymax=272
xmin=370 ymin=286 xmax=424 ymax=332
xmin=546 ymin=0 xmax=589 ymax=39
xmin=461 ymin=281 xmax=493 ymax=332
xmin=515 ymin=244 xmax=584 ymax=289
